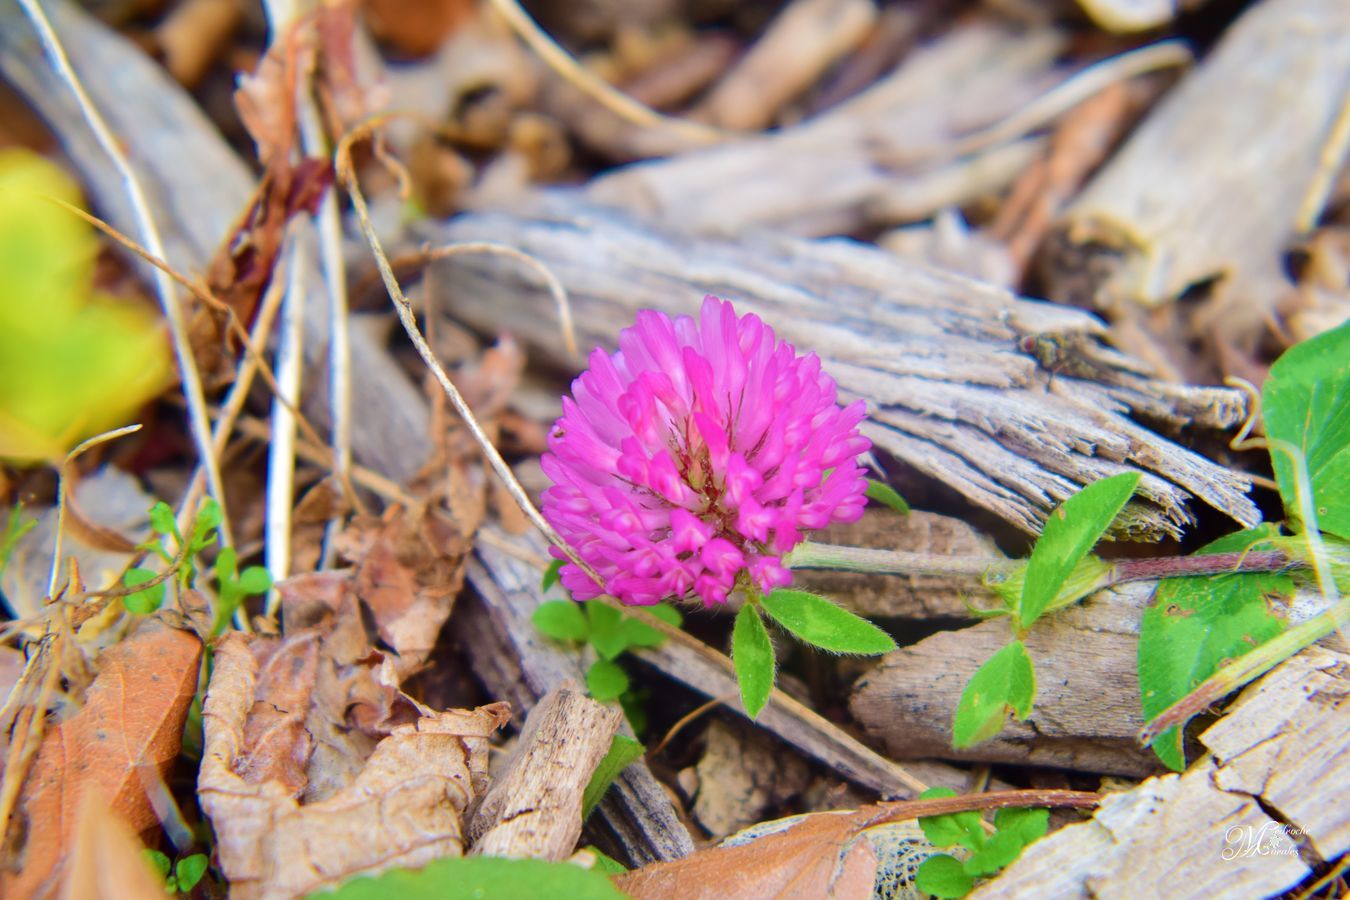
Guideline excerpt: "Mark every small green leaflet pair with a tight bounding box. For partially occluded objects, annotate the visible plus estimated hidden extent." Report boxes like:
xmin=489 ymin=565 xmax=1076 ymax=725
xmin=913 ymin=789 xmax=1048 ymax=898
xmin=533 ymin=564 xmax=682 ymax=708
xmin=733 ymin=588 xmax=895 ymax=718
xmin=143 ymin=850 xmax=208 ymax=894
xmin=955 ymin=470 xmax=1140 ymax=748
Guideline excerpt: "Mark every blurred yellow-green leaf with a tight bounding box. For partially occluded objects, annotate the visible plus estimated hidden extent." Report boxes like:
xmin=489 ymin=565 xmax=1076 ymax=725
xmin=0 ymin=149 xmax=171 ymax=462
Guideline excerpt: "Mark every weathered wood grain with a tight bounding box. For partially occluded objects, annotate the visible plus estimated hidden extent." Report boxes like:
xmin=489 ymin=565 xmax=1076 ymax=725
xmin=423 ymin=197 xmax=1259 ymax=540
xmin=1043 ymin=0 xmax=1350 ymax=348
xmin=586 ymin=21 xmax=1069 ymax=234
xmin=469 ymin=683 xmax=621 ymax=860
xmin=971 ymin=645 xmax=1349 ymax=899
xmin=850 ymin=582 xmax=1164 ymax=776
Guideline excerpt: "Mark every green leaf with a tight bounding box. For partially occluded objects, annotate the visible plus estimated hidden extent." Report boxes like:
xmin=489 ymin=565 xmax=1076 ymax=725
xmin=320 ymin=855 xmax=626 ymax=900
xmin=175 ymin=854 xmax=209 ymax=892
xmin=581 ymin=846 xmax=628 ymax=875
xmin=581 ymin=734 xmax=645 ymax=817
xmin=732 ymin=603 xmax=774 ymax=719
xmin=215 ymin=546 xmax=238 ymax=582
xmin=189 ymin=498 xmax=222 ymax=553
xmin=237 ymin=566 xmax=272 ymax=596
xmin=142 ymin=849 xmax=171 ymax=880
xmin=586 ymin=659 xmax=629 ymax=701
xmin=0 ymin=503 xmax=35 ymax=579
xmin=917 ymin=787 xmax=985 ymax=851
xmin=586 ymin=603 xmax=629 ymax=660
xmin=963 ymin=829 xmax=1026 ymax=877
xmin=541 ymin=558 xmax=566 ymax=593
xmin=148 ymin=502 xmax=177 ymax=538
xmin=915 ymin=854 xmax=976 ymax=898
xmin=993 ymin=806 xmax=1049 ymax=847
xmin=619 ymin=616 xmax=665 ymax=649
xmin=1019 ymin=472 xmax=1140 ymax=629
xmin=865 ymin=478 xmax=910 ymax=514
xmin=618 ymin=688 xmax=648 ymax=737
xmin=647 ymin=603 xmax=683 ymax=628
xmin=759 ymin=589 xmax=896 ymax=655
xmin=532 ymin=600 xmax=589 ymax=642
xmin=952 ymin=640 xmax=1036 ymax=748
xmin=123 ymin=567 xmax=165 ymax=615
xmin=1138 ymin=525 xmax=1291 ymax=770
xmin=1263 ymin=321 xmax=1350 ymax=540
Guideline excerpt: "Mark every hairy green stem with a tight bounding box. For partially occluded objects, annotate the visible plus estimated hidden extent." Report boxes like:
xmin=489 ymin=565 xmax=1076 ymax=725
xmin=787 ymin=542 xmax=1299 ymax=584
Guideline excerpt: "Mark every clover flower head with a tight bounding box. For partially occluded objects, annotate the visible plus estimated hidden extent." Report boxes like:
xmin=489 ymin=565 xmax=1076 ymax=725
xmin=541 ymin=296 xmax=870 ymax=607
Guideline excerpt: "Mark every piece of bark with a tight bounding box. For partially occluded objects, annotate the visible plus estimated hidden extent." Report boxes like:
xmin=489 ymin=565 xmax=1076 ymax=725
xmin=695 ymin=0 xmax=878 ymax=131
xmin=423 ymin=197 xmax=1259 ymax=540
xmin=585 ymin=21 xmax=1068 ymax=231
xmin=457 ymin=535 xmax=697 ymax=866
xmin=0 ymin=0 xmax=433 ymax=485
xmin=198 ymin=634 xmax=510 ymax=900
xmin=1042 ymin=0 xmax=1350 ymax=351
xmin=850 ymin=582 xmax=1164 ymax=776
xmin=691 ymin=717 xmax=812 ymax=838
xmin=0 ymin=619 xmax=202 ymax=898
xmin=797 ymin=510 xmax=1003 ymax=620
xmin=972 ymin=644 xmax=1349 ymax=898
xmin=469 ymin=683 xmax=622 ymax=859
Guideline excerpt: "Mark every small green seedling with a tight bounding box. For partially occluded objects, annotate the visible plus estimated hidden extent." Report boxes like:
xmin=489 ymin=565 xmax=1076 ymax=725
xmin=532 ymin=565 xmax=682 ymax=716
xmin=913 ymin=788 xmax=1048 ymax=898
xmin=142 ymin=850 xmax=209 ymax=894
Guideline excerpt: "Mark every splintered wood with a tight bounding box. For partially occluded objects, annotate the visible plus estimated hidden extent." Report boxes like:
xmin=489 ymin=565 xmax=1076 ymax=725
xmin=468 ymin=683 xmax=621 ymax=860
xmin=972 ymin=645 xmax=1350 ymax=899
xmin=425 ymin=199 xmax=1258 ymax=541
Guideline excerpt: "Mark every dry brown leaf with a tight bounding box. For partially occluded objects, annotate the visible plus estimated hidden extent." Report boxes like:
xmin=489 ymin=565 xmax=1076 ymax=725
xmin=237 ymin=632 xmax=321 ymax=795
xmin=62 ymin=789 xmax=169 ymax=900
xmin=332 ymin=506 xmax=470 ymax=678
xmin=615 ymin=809 xmax=878 ymax=899
xmin=0 ymin=620 xmax=202 ymax=898
xmin=199 ymin=635 xmax=509 ymax=900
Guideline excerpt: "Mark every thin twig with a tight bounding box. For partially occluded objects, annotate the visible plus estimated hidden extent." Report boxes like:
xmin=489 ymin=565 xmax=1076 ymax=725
xmin=48 ymin=425 xmax=144 ymax=599
xmin=857 ymin=789 xmax=1101 ymax=831
xmin=485 ymin=0 xmax=726 ymax=146
xmin=16 ymin=0 xmax=231 ymax=544
xmin=896 ymin=41 xmax=1192 ymax=166
xmin=265 ymin=223 xmax=307 ymax=613
xmin=420 ymin=243 xmax=579 ymax=359
xmin=335 ymin=122 xmax=606 ymax=589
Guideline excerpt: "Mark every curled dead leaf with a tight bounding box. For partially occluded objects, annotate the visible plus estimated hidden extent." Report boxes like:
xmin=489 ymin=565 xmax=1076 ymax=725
xmin=199 ymin=634 xmax=510 ymax=900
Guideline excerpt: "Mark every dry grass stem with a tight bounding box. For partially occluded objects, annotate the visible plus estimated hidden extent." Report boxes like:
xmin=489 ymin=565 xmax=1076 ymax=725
xmin=335 ymin=122 xmax=608 ymax=590
xmin=15 ymin=0 xmax=231 ymax=544
xmin=485 ymin=0 xmax=727 ymax=147
xmin=946 ymin=40 xmax=1193 ymax=162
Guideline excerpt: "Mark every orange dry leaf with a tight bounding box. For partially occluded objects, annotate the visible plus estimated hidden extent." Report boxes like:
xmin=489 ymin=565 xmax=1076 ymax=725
xmin=615 ymin=810 xmax=879 ymax=899
xmin=199 ymin=635 xmax=510 ymax=900
xmin=64 ymin=789 xmax=171 ymax=900
xmin=0 ymin=620 xmax=202 ymax=898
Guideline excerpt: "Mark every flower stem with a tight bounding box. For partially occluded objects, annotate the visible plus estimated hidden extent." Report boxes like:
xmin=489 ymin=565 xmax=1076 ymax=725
xmin=786 ymin=542 xmax=1302 ymax=585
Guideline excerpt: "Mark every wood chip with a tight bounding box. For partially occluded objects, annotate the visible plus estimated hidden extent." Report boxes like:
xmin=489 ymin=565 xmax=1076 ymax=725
xmin=469 ymin=683 xmax=622 ymax=859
